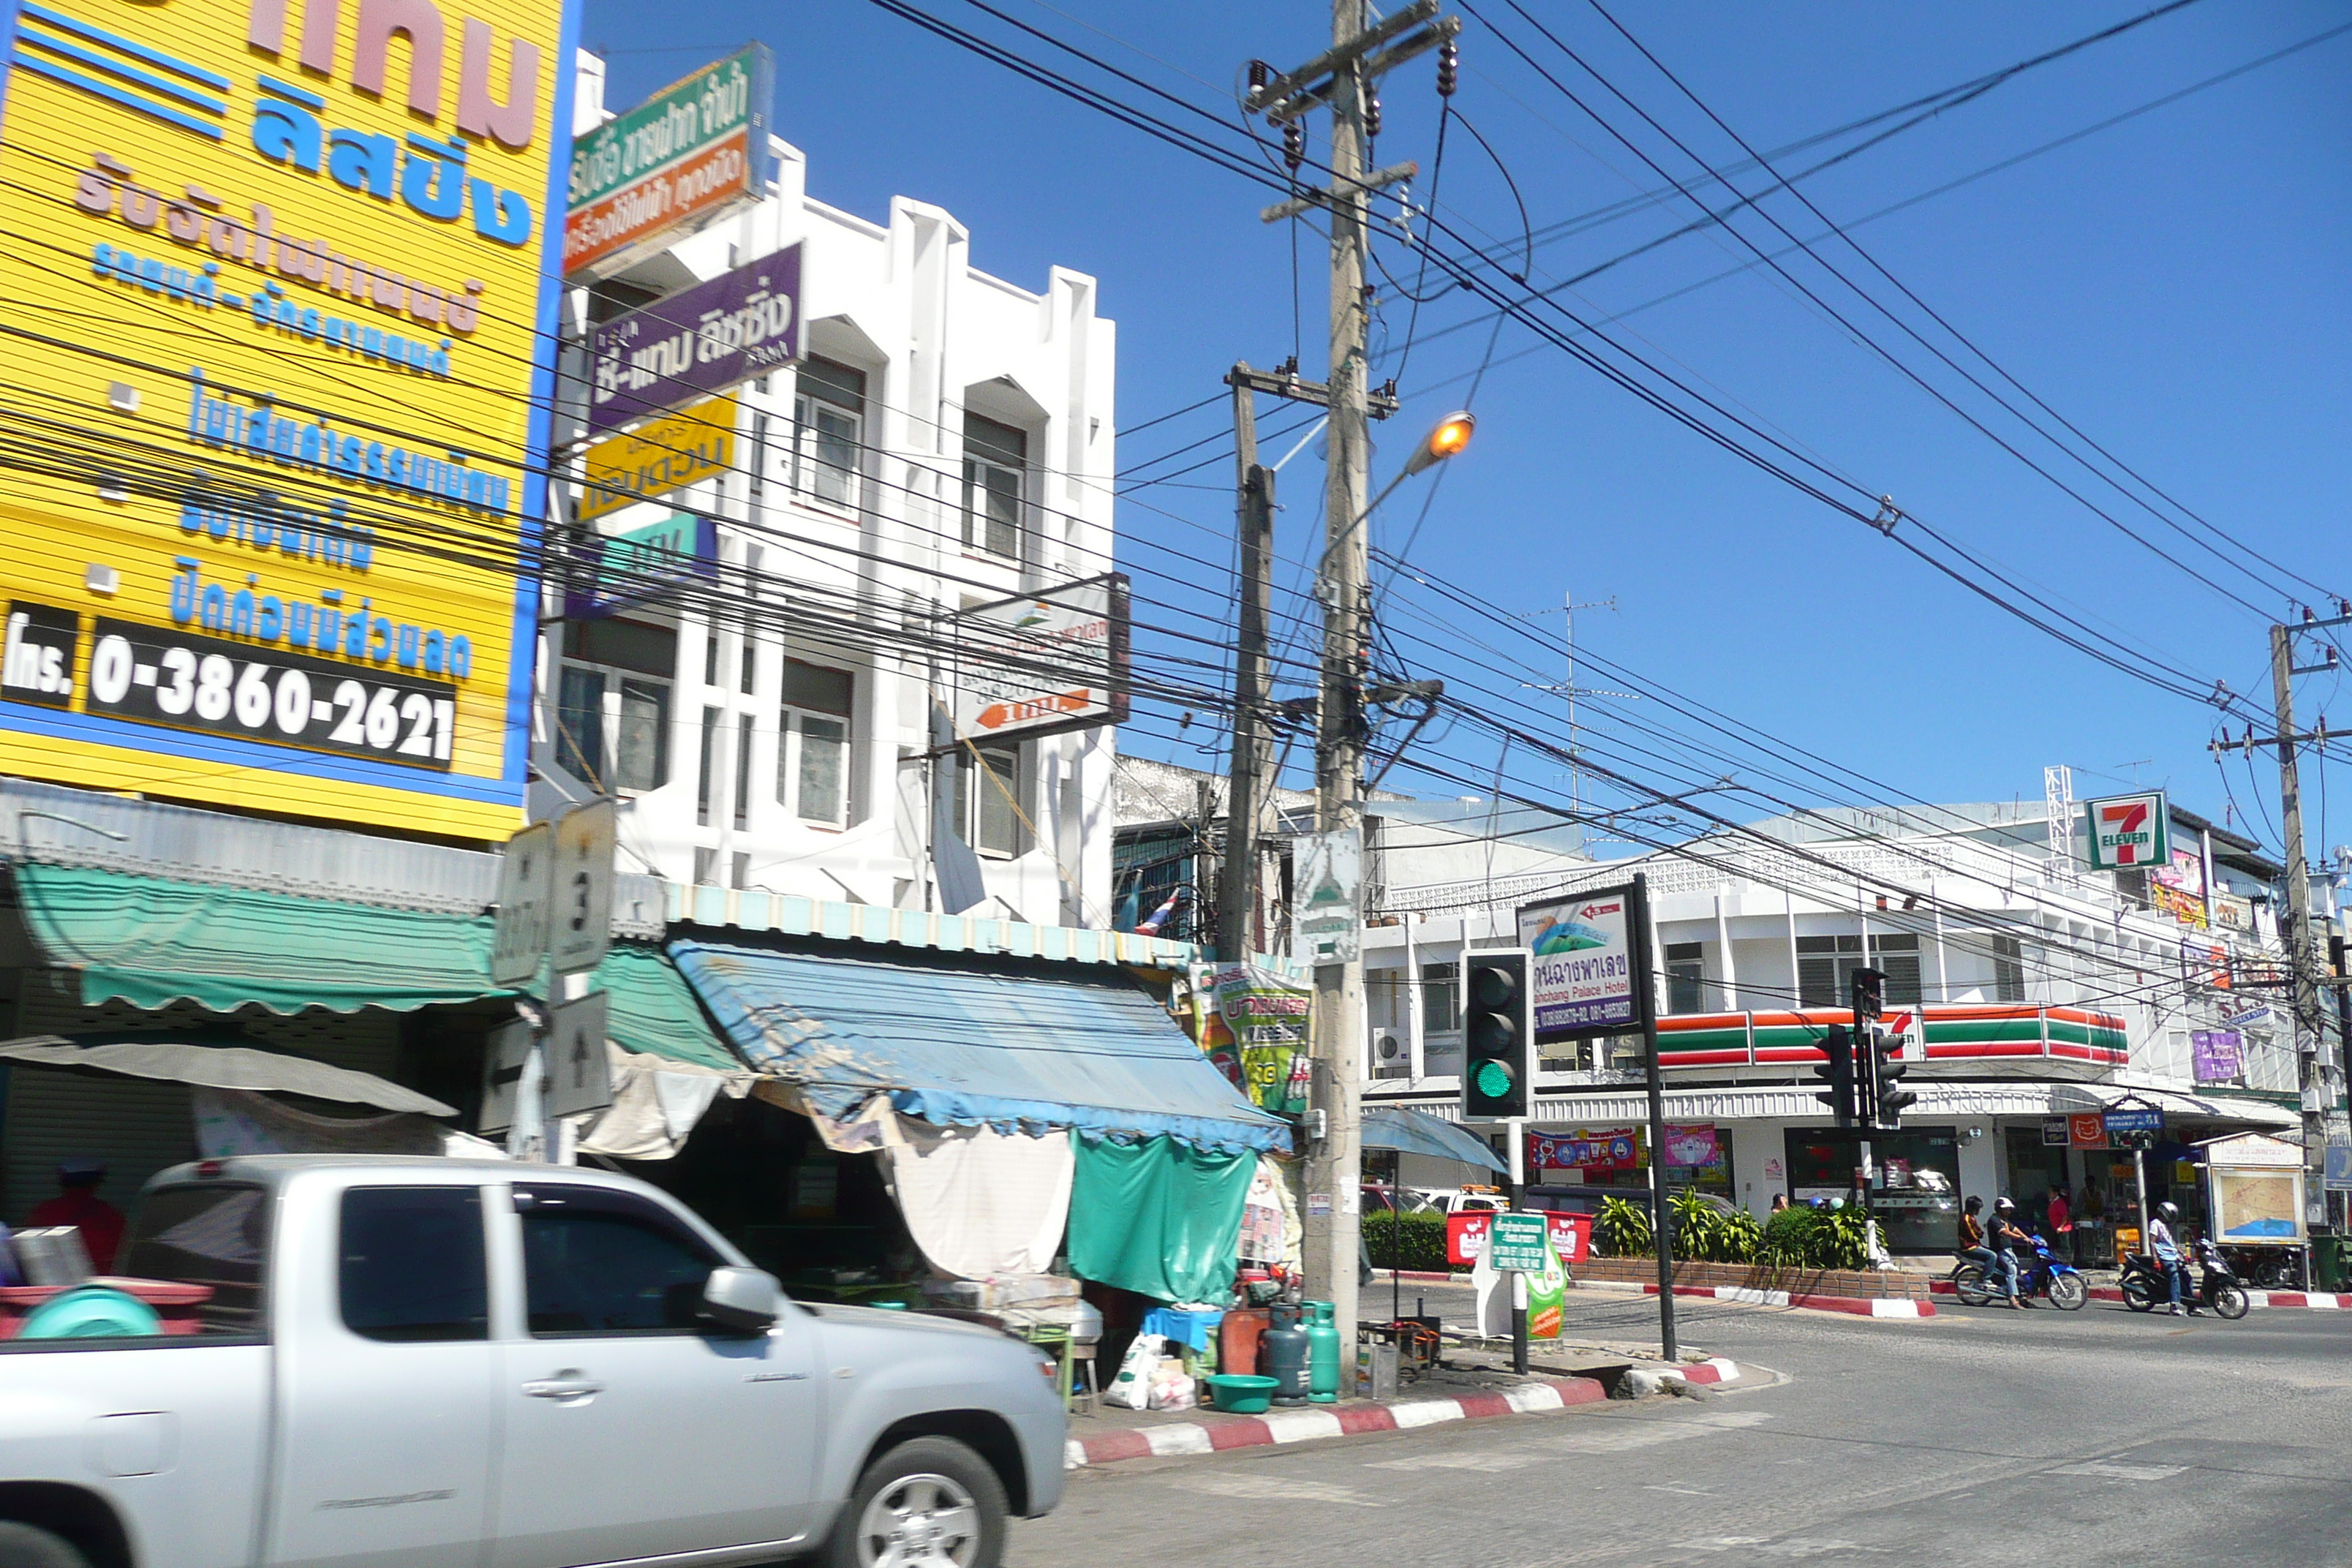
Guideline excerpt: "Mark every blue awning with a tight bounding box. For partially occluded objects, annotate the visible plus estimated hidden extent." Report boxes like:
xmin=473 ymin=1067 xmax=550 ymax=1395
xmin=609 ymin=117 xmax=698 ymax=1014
xmin=1362 ymin=1106 xmax=1508 ymax=1174
xmin=668 ymin=940 xmax=1292 ymax=1154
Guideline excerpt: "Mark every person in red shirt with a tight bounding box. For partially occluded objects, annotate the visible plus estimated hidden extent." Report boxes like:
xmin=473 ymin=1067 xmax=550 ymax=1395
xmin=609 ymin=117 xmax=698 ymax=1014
xmin=27 ymin=1158 xmax=127 ymax=1275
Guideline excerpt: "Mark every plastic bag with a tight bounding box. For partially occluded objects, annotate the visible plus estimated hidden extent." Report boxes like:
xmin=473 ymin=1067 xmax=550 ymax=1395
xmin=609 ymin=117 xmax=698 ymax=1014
xmin=1104 ymin=1333 xmax=1165 ymax=1411
xmin=1147 ymin=1357 xmax=1196 ymax=1411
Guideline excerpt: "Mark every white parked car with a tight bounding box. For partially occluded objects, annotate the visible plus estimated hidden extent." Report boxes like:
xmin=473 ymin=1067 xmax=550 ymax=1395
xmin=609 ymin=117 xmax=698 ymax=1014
xmin=0 ymin=1156 xmax=1066 ymax=1568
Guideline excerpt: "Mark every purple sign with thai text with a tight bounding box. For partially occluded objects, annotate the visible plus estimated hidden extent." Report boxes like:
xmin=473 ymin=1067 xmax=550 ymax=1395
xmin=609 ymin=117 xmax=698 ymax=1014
xmin=2191 ymin=1030 xmax=2244 ymax=1084
xmin=585 ymin=245 xmax=804 ymax=436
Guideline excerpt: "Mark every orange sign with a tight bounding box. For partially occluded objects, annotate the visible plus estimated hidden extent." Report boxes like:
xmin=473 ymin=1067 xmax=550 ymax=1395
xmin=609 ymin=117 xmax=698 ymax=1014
xmin=2068 ymin=1112 xmax=2108 ymax=1150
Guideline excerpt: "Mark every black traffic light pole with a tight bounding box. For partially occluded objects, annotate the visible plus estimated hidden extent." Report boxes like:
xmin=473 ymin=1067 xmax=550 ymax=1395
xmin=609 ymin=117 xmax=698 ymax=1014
xmin=1460 ymin=948 xmax=1535 ymax=1374
xmin=1630 ymin=874 xmax=1678 ymax=1362
xmin=1852 ymin=970 xmax=1885 ymax=1218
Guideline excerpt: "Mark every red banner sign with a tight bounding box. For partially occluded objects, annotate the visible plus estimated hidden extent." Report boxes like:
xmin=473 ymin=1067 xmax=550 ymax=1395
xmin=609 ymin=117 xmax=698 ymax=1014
xmin=1447 ymin=1209 xmax=1591 ymax=1266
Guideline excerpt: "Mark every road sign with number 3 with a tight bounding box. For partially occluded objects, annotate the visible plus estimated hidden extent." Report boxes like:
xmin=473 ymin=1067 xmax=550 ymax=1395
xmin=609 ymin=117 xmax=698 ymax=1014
xmin=550 ymin=800 xmax=617 ymax=976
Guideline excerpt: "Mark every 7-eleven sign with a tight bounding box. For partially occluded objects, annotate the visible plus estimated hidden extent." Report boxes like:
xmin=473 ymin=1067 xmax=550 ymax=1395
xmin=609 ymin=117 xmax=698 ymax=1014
xmin=2084 ymin=791 xmax=2169 ymax=872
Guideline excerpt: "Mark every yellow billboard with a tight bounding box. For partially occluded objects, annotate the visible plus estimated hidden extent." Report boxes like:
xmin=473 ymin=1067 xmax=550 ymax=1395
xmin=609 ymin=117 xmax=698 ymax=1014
xmin=0 ymin=0 xmax=577 ymax=839
xmin=577 ymin=396 xmax=736 ymax=524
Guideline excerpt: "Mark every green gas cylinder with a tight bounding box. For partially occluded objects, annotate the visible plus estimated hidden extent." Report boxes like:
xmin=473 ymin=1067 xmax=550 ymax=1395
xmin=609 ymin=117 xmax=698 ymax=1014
xmin=1304 ymin=1299 xmax=1341 ymax=1403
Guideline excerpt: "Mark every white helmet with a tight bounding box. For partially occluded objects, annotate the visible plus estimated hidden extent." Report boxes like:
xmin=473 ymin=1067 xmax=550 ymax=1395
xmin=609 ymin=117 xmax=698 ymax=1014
xmin=1994 ymin=1196 xmax=2015 ymax=1213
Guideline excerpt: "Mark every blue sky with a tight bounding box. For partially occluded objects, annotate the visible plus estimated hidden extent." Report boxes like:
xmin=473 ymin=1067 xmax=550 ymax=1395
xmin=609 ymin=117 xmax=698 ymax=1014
xmin=581 ymin=1 xmax=2351 ymax=863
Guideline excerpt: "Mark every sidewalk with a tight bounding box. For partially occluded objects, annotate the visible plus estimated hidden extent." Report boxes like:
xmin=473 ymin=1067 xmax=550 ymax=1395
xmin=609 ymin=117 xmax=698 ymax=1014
xmin=1063 ymin=1346 xmax=1754 ymax=1469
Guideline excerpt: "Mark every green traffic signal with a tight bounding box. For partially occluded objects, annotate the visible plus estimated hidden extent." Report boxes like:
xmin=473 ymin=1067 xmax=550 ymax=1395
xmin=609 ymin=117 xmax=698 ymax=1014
xmin=1474 ymin=1059 xmax=1515 ymax=1098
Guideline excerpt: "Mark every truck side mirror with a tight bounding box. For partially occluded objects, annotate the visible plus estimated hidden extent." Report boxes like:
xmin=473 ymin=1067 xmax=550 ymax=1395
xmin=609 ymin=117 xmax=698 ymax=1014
xmin=701 ymin=1266 xmax=782 ymax=1334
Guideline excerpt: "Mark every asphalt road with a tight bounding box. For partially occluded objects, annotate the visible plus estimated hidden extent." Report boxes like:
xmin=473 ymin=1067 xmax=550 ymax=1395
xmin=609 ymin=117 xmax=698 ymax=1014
xmin=1014 ymin=1286 xmax=2352 ymax=1567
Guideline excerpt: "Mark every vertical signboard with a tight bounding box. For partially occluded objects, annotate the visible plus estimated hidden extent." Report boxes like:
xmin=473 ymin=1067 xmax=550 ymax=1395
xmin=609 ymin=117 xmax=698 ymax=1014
xmin=0 ymin=0 xmax=578 ymax=840
xmin=1517 ymin=888 xmax=1637 ymax=1040
xmin=563 ymin=45 xmax=774 ymax=279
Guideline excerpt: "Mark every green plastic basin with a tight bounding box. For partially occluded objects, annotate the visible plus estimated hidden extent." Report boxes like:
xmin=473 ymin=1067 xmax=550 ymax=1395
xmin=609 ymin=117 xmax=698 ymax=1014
xmin=1204 ymin=1373 xmax=1280 ymax=1414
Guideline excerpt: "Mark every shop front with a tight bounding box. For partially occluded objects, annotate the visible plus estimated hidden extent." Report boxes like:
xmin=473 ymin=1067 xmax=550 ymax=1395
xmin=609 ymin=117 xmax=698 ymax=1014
xmin=1783 ymin=1126 xmax=1963 ymax=1251
xmin=1523 ymin=1122 xmax=1735 ymax=1215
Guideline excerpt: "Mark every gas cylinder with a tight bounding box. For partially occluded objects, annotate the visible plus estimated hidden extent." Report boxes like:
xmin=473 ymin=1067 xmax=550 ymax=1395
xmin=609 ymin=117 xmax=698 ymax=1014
xmin=1262 ymin=1304 xmax=1311 ymax=1406
xmin=1304 ymin=1300 xmax=1341 ymax=1403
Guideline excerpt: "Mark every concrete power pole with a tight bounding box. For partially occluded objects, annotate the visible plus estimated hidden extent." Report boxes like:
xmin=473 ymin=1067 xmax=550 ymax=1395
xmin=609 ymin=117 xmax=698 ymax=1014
xmin=2264 ymin=611 xmax=2352 ymax=1234
xmin=1247 ymin=0 xmax=1455 ymax=1334
xmin=1220 ymin=366 xmax=1277 ymax=965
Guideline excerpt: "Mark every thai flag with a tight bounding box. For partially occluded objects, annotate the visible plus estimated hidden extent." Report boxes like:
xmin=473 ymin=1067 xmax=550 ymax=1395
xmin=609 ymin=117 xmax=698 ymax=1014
xmin=1134 ymin=890 xmax=1184 ymax=936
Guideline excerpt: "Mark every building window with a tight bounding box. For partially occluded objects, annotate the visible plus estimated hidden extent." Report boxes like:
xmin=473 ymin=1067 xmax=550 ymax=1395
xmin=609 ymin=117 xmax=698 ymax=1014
xmin=791 ymin=358 xmax=865 ymax=511
xmin=1420 ymin=962 xmax=1459 ymax=1036
xmin=557 ymin=620 xmax=674 ymax=793
xmin=733 ymin=713 xmax=753 ymax=831
xmin=1991 ymin=935 xmax=2027 ymax=1002
xmin=697 ymin=705 xmax=721 ymax=826
xmin=749 ymin=410 xmax=769 ymax=501
xmin=954 ymin=739 xmax=1025 ymax=856
xmin=1798 ymin=932 xmax=1924 ymax=1007
xmin=962 ymin=413 xmax=1025 ymax=559
xmin=1664 ymin=941 xmax=1705 ymax=1015
xmin=778 ymin=660 xmax=853 ymax=827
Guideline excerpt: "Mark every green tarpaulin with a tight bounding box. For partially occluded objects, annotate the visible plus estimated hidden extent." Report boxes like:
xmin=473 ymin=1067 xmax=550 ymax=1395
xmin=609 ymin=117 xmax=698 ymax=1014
xmin=11 ymin=863 xmax=734 ymax=1070
xmin=1065 ymin=1133 xmax=1255 ymax=1304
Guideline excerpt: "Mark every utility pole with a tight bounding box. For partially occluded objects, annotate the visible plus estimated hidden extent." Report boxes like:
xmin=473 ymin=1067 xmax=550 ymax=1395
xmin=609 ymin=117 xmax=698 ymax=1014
xmin=2264 ymin=609 xmax=2351 ymax=1234
xmin=1218 ymin=363 xmax=1394 ymax=965
xmin=1246 ymin=0 xmax=1455 ymax=1334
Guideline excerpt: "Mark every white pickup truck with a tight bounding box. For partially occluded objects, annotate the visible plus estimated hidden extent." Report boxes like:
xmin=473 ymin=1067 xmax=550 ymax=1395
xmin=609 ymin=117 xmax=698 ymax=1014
xmin=0 ymin=1156 xmax=1066 ymax=1568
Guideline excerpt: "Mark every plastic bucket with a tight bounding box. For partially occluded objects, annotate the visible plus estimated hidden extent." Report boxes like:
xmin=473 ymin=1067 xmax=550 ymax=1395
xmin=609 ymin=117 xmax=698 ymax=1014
xmin=1203 ymin=1373 xmax=1281 ymax=1414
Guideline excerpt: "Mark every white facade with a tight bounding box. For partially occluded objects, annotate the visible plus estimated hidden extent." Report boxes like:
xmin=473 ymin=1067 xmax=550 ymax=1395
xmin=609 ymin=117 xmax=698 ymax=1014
xmin=1356 ymin=802 xmax=2304 ymax=1243
xmin=535 ymin=56 xmax=1119 ymax=926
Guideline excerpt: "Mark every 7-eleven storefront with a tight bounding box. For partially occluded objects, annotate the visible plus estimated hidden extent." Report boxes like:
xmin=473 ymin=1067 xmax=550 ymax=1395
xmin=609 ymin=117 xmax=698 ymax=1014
xmin=1493 ymin=1003 xmax=2292 ymax=1254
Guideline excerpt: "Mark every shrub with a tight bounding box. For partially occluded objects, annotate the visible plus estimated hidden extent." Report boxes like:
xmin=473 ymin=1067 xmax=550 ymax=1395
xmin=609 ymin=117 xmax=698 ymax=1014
xmin=1362 ymin=1210 xmax=1451 ymax=1272
xmin=1760 ymin=1202 xmax=1872 ymax=1270
xmin=1594 ymin=1196 xmax=1653 ymax=1257
xmin=1760 ymin=1204 xmax=1822 ymax=1267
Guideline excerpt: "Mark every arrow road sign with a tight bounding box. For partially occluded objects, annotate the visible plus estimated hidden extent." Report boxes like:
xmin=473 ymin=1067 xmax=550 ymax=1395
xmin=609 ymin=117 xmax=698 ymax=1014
xmin=478 ymin=1018 xmax=535 ymax=1135
xmin=543 ymin=990 xmax=614 ymax=1121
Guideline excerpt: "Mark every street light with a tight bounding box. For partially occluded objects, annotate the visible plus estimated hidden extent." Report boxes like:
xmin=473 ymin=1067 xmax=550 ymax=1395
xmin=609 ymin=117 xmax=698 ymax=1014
xmin=1321 ymin=410 xmax=1478 ymax=573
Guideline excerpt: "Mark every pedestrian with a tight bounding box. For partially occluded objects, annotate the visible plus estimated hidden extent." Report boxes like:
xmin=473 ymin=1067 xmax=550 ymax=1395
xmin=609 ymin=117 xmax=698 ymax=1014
xmin=2048 ymin=1185 xmax=2074 ymax=1264
xmin=1769 ymin=1194 xmax=1789 ymax=1214
xmin=27 ymin=1157 xmax=126 ymax=1274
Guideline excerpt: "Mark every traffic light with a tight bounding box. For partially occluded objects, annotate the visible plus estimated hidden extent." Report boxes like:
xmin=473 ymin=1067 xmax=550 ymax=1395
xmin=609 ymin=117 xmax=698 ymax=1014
xmin=1460 ymin=948 xmax=1531 ymax=1120
xmin=1812 ymin=1023 xmax=1855 ymax=1128
xmin=1850 ymin=965 xmax=1886 ymax=1023
xmin=1866 ymin=1025 xmax=1917 ymax=1131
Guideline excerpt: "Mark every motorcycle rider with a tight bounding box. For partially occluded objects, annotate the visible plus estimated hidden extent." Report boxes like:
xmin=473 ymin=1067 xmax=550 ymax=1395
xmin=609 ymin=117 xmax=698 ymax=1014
xmin=1985 ymin=1196 xmax=2033 ymax=1308
xmin=1958 ymin=1196 xmax=2006 ymax=1297
xmin=2149 ymin=1200 xmax=2195 ymax=1316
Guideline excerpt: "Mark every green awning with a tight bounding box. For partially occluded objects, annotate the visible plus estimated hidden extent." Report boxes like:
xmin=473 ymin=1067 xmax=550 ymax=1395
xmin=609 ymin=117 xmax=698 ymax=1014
xmin=10 ymin=864 xmax=735 ymax=1071
xmin=595 ymin=943 xmax=738 ymax=1071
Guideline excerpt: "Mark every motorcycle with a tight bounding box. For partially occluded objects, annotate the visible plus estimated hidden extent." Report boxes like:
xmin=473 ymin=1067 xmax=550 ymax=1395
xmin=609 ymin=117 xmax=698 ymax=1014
xmin=2119 ymin=1245 xmax=2250 ymax=1319
xmin=1953 ymin=1232 xmax=2087 ymax=1310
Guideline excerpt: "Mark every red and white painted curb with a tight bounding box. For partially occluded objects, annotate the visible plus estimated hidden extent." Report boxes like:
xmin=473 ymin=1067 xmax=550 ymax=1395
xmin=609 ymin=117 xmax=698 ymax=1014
xmin=1926 ymin=1279 xmax=2350 ymax=1311
xmin=1063 ymin=1360 xmax=1742 ymax=1470
xmin=1567 ymin=1276 xmax=1933 ymax=1319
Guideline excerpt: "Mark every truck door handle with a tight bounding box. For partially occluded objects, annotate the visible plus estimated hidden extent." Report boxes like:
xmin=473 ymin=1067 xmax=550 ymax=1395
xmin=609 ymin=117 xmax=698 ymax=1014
xmin=522 ymin=1371 xmax=603 ymax=1401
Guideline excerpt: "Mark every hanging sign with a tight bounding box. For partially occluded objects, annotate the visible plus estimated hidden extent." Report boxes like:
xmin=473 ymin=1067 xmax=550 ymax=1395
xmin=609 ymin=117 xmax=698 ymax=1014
xmin=583 ymin=246 xmax=804 ymax=435
xmin=1291 ymin=827 xmax=1362 ymax=966
xmin=944 ymin=574 xmax=1131 ymax=745
xmin=1518 ymin=885 xmax=1637 ymax=1039
xmin=2084 ymin=791 xmax=2169 ymax=871
xmin=2190 ymin=1030 xmax=2245 ymax=1085
xmin=577 ymin=397 xmax=737 ymax=524
xmin=565 ymin=45 xmax=776 ymax=279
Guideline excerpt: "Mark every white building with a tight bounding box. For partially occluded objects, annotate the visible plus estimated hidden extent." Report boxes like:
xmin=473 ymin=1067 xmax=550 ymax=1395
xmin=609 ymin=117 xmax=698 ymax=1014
xmin=536 ymin=56 xmax=1120 ymax=927
xmin=1359 ymin=799 xmax=2306 ymax=1251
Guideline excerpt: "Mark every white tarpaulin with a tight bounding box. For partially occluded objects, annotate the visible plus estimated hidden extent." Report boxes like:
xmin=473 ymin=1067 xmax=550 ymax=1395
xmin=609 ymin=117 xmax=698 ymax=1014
xmin=881 ymin=1114 xmax=1073 ymax=1280
xmin=193 ymin=1087 xmax=500 ymax=1158
xmin=576 ymin=1043 xmax=754 ymax=1161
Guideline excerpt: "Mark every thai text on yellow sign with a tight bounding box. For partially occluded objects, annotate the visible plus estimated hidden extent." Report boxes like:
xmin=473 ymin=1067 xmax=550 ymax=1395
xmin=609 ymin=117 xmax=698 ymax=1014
xmin=0 ymin=0 xmax=578 ymax=840
xmin=578 ymin=396 xmax=736 ymax=524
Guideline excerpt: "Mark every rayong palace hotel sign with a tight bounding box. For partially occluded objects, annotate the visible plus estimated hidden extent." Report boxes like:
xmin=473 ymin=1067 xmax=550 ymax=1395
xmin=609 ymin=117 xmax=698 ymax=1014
xmin=0 ymin=0 xmax=577 ymax=839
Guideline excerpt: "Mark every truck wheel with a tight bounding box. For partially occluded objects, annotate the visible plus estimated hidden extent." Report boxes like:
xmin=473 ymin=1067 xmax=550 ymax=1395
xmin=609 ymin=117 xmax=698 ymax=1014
xmin=823 ymin=1436 xmax=1008 ymax=1568
xmin=0 ymin=1524 xmax=94 ymax=1568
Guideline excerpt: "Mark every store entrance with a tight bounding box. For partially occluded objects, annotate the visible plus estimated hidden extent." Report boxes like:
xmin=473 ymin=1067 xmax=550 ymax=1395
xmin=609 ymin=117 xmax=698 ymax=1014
xmin=1782 ymin=1126 xmax=1962 ymax=1253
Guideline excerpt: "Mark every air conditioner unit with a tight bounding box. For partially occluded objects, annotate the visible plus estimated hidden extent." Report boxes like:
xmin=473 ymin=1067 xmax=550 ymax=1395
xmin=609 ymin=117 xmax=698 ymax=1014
xmin=1375 ymin=1034 xmax=1408 ymax=1066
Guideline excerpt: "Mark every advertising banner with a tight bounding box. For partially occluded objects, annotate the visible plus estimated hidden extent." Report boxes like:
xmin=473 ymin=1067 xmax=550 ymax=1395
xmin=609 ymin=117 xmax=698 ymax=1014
xmin=584 ymin=245 xmax=803 ymax=436
xmin=1291 ymin=827 xmax=1362 ymax=966
xmin=1212 ymin=962 xmax=1311 ymax=1117
xmin=1528 ymin=1128 xmax=1639 ymax=1174
xmin=578 ymin=396 xmax=736 ymax=524
xmin=2084 ymin=791 xmax=2169 ymax=871
xmin=0 ymin=0 xmax=576 ymax=838
xmin=944 ymin=573 xmax=1131 ymax=745
xmin=2190 ymin=1030 xmax=2245 ymax=1085
xmin=2067 ymin=1112 xmax=2108 ymax=1150
xmin=1518 ymin=886 xmax=1637 ymax=1039
xmin=1661 ymin=1123 xmax=1719 ymax=1169
xmin=564 ymin=45 xmax=774 ymax=278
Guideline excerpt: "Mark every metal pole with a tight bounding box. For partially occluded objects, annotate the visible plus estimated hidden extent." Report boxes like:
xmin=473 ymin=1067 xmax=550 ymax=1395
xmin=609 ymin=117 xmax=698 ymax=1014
xmin=1507 ymin=1115 xmax=1527 ymax=1372
xmin=1632 ymin=873 xmax=1678 ymax=1360
xmin=1219 ymin=369 xmax=1275 ymax=964
xmin=1303 ymin=0 xmax=1373 ymax=1343
xmin=2272 ymin=622 xmax=2331 ymax=1233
